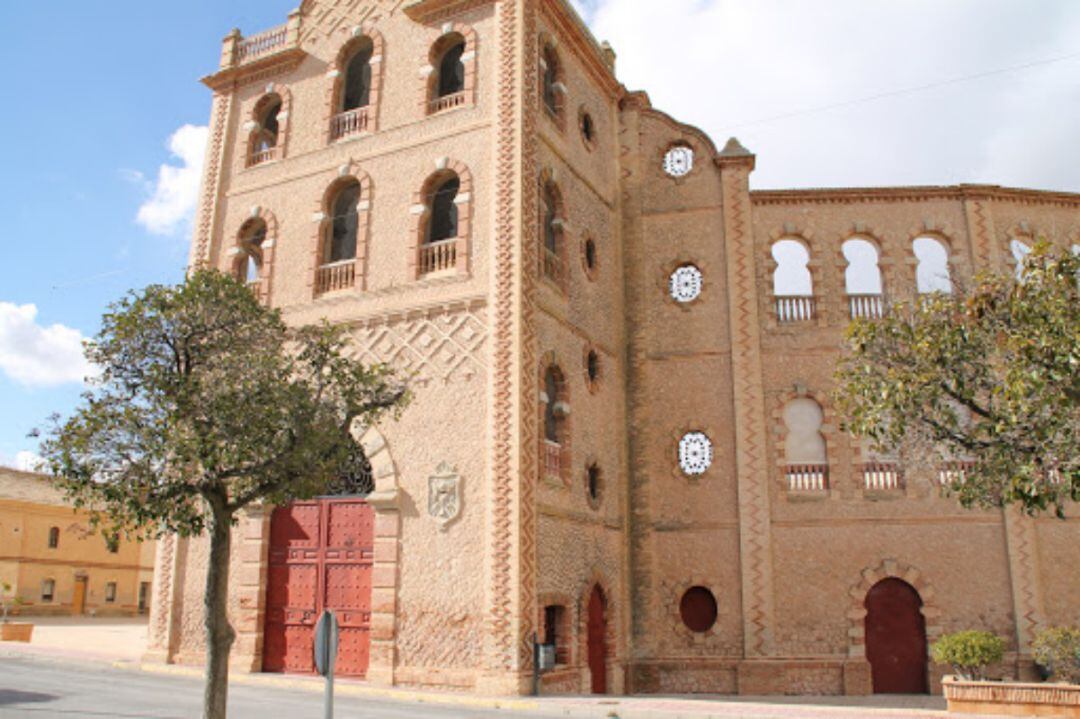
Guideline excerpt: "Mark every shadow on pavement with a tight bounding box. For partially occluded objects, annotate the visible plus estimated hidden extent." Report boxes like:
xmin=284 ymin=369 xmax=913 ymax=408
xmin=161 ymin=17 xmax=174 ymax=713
xmin=0 ymin=688 xmax=57 ymax=705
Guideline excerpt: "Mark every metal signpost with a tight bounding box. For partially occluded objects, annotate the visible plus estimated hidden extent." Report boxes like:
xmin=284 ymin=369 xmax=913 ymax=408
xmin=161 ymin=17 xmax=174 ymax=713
xmin=531 ymin=632 xmax=556 ymax=696
xmin=314 ymin=610 xmax=340 ymax=719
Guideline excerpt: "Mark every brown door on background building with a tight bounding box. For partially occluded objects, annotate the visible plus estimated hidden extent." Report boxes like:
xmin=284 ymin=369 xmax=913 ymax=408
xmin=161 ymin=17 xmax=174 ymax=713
xmin=865 ymin=578 xmax=928 ymax=694
xmin=71 ymin=576 xmax=87 ymax=616
xmin=587 ymin=585 xmax=607 ymax=694
xmin=263 ymin=498 xmax=374 ymax=677
xmin=138 ymin=582 xmax=151 ymax=614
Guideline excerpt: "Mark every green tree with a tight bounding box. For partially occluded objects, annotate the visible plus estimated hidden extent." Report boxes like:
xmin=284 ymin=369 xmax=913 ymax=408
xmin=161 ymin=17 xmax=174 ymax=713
xmin=37 ymin=270 xmax=408 ymax=719
xmin=834 ymin=242 xmax=1079 ymax=516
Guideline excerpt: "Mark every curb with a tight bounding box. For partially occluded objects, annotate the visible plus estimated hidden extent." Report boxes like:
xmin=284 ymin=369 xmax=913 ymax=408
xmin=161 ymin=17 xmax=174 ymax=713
xmin=121 ymin=660 xmax=540 ymax=712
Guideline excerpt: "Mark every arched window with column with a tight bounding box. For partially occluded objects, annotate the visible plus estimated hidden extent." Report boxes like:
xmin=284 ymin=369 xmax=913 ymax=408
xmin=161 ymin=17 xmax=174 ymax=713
xmin=248 ymin=94 xmax=282 ymax=167
xmin=426 ymin=26 xmax=477 ymax=115
xmin=842 ymin=237 xmax=885 ymax=319
xmin=233 ymin=219 xmax=268 ymax=288
xmin=771 ymin=238 xmax=815 ymax=323
xmin=782 ymin=398 xmax=828 ymax=492
xmin=315 ymin=179 xmax=364 ymax=295
xmin=328 ymin=30 xmax=384 ymax=141
xmin=540 ymin=363 xmax=570 ymax=485
xmin=540 ymin=41 xmax=565 ymax=127
xmin=539 ymin=177 xmax=566 ymax=288
xmin=411 ymin=160 xmax=472 ymax=279
xmin=913 ymin=236 xmax=952 ymax=294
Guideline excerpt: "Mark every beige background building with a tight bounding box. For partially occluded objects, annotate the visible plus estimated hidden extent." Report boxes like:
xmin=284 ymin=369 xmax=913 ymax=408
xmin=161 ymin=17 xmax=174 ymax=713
xmin=0 ymin=467 xmax=155 ymax=617
xmin=148 ymin=0 xmax=1080 ymax=697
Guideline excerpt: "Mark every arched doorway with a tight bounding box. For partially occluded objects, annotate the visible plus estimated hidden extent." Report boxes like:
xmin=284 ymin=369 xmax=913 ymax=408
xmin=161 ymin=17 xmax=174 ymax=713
xmin=586 ymin=585 xmax=607 ymax=694
xmin=865 ymin=578 xmax=928 ymax=694
xmin=263 ymin=450 xmax=375 ymax=677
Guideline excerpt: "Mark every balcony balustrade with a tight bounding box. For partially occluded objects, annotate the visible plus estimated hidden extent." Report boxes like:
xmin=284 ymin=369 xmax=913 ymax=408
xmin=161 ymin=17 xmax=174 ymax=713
xmin=236 ymin=24 xmax=289 ymax=63
xmin=848 ymin=293 xmax=885 ymax=320
xmin=542 ymin=440 xmax=562 ymax=480
xmin=862 ymin=461 xmax=903 ymax=491
xmin=315 ymin=260 xmax=356 ymax=295
xmin=775 ymin=295 xmax=817 ymax=323
xmin=247 ymin=146 xmax=279 ymax=168
xmin=330 ymin=107 xmax=371 ymax=141
xmin=429 ymin=91 xmax=467 ymax=115
xmin=938 ymin=460 xmax=977 ymax=486
xmin=786 ymin=464 xmax=829 ymax=492
xmin=419 ymin=238 xmax=457 ymax=275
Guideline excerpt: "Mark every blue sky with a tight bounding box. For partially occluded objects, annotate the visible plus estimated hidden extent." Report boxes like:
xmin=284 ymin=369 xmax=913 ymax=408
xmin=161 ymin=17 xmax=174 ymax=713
xmin=1 ymin=0 xmax=1079 ymax=469
xmin=0 ymin=1 xmax=296 ymax=468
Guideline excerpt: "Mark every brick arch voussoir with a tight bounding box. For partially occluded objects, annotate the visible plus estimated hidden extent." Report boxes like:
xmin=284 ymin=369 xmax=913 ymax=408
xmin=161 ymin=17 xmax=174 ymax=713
xmin=352 ymin=423 xmax=400 ymax=498
xmin=847 ymin=558 xmax=941 ymax=658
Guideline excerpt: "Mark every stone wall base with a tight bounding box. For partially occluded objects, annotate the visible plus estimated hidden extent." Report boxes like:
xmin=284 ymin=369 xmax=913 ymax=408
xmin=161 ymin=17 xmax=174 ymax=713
xmin=629 ymin=657 xmax=882 ymax=696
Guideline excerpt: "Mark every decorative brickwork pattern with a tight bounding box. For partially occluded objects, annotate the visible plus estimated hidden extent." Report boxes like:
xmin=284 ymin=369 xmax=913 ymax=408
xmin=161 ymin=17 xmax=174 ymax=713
xmin=1003 ymin=507 xmax=1046 ymax=654
xmin=192 ymin=92 xmax=232 ymax=268
xmin=718 ymin=152 xmax=776 ymax=658
xmin=345 ymin=304 xmax=487 ymax=386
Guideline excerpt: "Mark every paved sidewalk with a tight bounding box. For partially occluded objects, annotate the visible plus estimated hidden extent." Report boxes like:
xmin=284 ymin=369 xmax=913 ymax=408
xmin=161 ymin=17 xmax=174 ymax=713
xmin=2 ymin=615 xmax=148 ymax=662
xmin=1 ymin=639 xmax=1012 ymax=719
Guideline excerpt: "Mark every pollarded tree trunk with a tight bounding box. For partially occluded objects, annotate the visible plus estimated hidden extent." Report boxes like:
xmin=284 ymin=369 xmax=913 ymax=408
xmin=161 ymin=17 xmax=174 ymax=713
xmin=203 ymin=495 xmax=236 ymax=719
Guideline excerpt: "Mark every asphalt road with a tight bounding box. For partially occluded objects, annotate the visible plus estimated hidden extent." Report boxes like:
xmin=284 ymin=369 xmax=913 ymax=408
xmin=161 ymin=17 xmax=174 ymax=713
xmin=0 ymin=655 xmax=529 ymax=719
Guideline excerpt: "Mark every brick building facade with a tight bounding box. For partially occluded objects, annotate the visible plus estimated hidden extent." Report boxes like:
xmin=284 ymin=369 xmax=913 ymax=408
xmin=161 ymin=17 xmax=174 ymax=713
xmin=147 ymin=0 xmax=1080 ymax=696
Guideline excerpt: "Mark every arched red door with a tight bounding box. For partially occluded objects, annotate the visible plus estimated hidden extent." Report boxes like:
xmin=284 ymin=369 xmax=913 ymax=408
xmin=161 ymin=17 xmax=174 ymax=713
xmin=587 ymin=585 xmax=607 ymax=694
xmin=865 ymin=578 xmax=928 ymax=694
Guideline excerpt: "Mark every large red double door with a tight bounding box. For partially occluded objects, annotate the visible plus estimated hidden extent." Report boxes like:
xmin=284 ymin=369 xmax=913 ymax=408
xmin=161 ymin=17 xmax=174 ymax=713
xmin=263 ymin=499 xmax=374 ymax=677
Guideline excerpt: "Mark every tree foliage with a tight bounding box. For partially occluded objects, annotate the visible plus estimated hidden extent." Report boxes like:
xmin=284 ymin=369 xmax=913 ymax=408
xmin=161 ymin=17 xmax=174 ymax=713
xmin=834 ymin=242 xmax=1079 ymax=516
xmin=36 ymin=270 xmax=408 ymax=718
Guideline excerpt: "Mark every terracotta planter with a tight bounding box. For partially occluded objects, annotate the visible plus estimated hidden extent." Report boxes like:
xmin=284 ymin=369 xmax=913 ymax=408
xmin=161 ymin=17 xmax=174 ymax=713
xmin=1 ymin=622 xmax=34 ymax=642
xmin=943 ymin=675 xmax=1080 ymax=717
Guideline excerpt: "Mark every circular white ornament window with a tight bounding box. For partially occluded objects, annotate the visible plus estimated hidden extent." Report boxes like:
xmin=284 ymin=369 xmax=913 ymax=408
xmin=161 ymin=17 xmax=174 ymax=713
xmin=669 ymin=265 xmax=703 ymax=303
xmin=663 ymin=145 xmax=694 ymax=178
xmin=678 ymin=432 xmax=713 ymax=476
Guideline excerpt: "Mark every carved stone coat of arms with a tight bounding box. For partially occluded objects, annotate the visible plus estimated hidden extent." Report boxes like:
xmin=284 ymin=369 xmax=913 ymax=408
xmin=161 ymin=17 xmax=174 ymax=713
xmin=427 ymin=462 xmax=462 ymax=531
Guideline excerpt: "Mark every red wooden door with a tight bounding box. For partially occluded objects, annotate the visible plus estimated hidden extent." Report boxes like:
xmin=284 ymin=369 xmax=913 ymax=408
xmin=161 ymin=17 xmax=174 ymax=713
xmin=264 ymin=499 xmax=374 ymax=677
xmin=587 ymin=585 xmax=607 ymax=695
xmin=865 ymin=578 xmax=928 ymax=694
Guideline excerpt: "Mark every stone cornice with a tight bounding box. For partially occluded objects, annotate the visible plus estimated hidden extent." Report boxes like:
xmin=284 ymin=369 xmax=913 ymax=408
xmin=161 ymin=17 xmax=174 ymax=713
xmin=201 ymin=48 xmax=306 ymax=92
xmin=752 ymin=184 xmax=1080 ymax=207
xmin=403 ymin=0 xmax=496 ymax=22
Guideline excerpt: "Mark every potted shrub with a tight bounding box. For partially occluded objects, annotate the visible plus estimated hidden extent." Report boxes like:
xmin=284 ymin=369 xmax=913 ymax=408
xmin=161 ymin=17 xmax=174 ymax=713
xmin=932 ymin=630 xmax=1006 ymax=680
xmin=1 ymin=581 xmax=33 ymax=642
xmin=941 ymin=628 xmax=1080 ymax=717
xmin=1033 ymin=626 xmax=1080 ymax=684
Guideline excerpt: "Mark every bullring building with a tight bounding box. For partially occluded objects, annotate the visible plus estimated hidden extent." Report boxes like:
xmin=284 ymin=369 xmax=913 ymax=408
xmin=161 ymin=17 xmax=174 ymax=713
xmin=147 ymin=0 xmax=1080 ymax=696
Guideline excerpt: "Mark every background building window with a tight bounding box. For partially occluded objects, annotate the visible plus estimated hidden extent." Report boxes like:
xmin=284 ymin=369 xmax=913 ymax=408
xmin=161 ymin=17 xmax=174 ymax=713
xmin=47 ymin=526 xmax=60 ymax=549
xmin=41 ymin=579 xmax=55 ymax=602
xmin=105 ymin=582 xmax=117 ymax=603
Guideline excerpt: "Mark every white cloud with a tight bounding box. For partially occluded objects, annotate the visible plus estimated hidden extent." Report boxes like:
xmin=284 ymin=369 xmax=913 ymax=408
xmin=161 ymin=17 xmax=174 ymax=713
xmin=0 ymin=302 xmax=94 ymax=387
xmin=135 ymin=124 xmax=209 ymax=236
xmin=584 ymin=0 xmax=1080 ymax=191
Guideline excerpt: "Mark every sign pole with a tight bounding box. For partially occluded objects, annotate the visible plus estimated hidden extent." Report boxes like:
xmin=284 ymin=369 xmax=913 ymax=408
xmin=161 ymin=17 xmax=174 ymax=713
xmin=314 ymin=610 xmax=340 ymax=719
